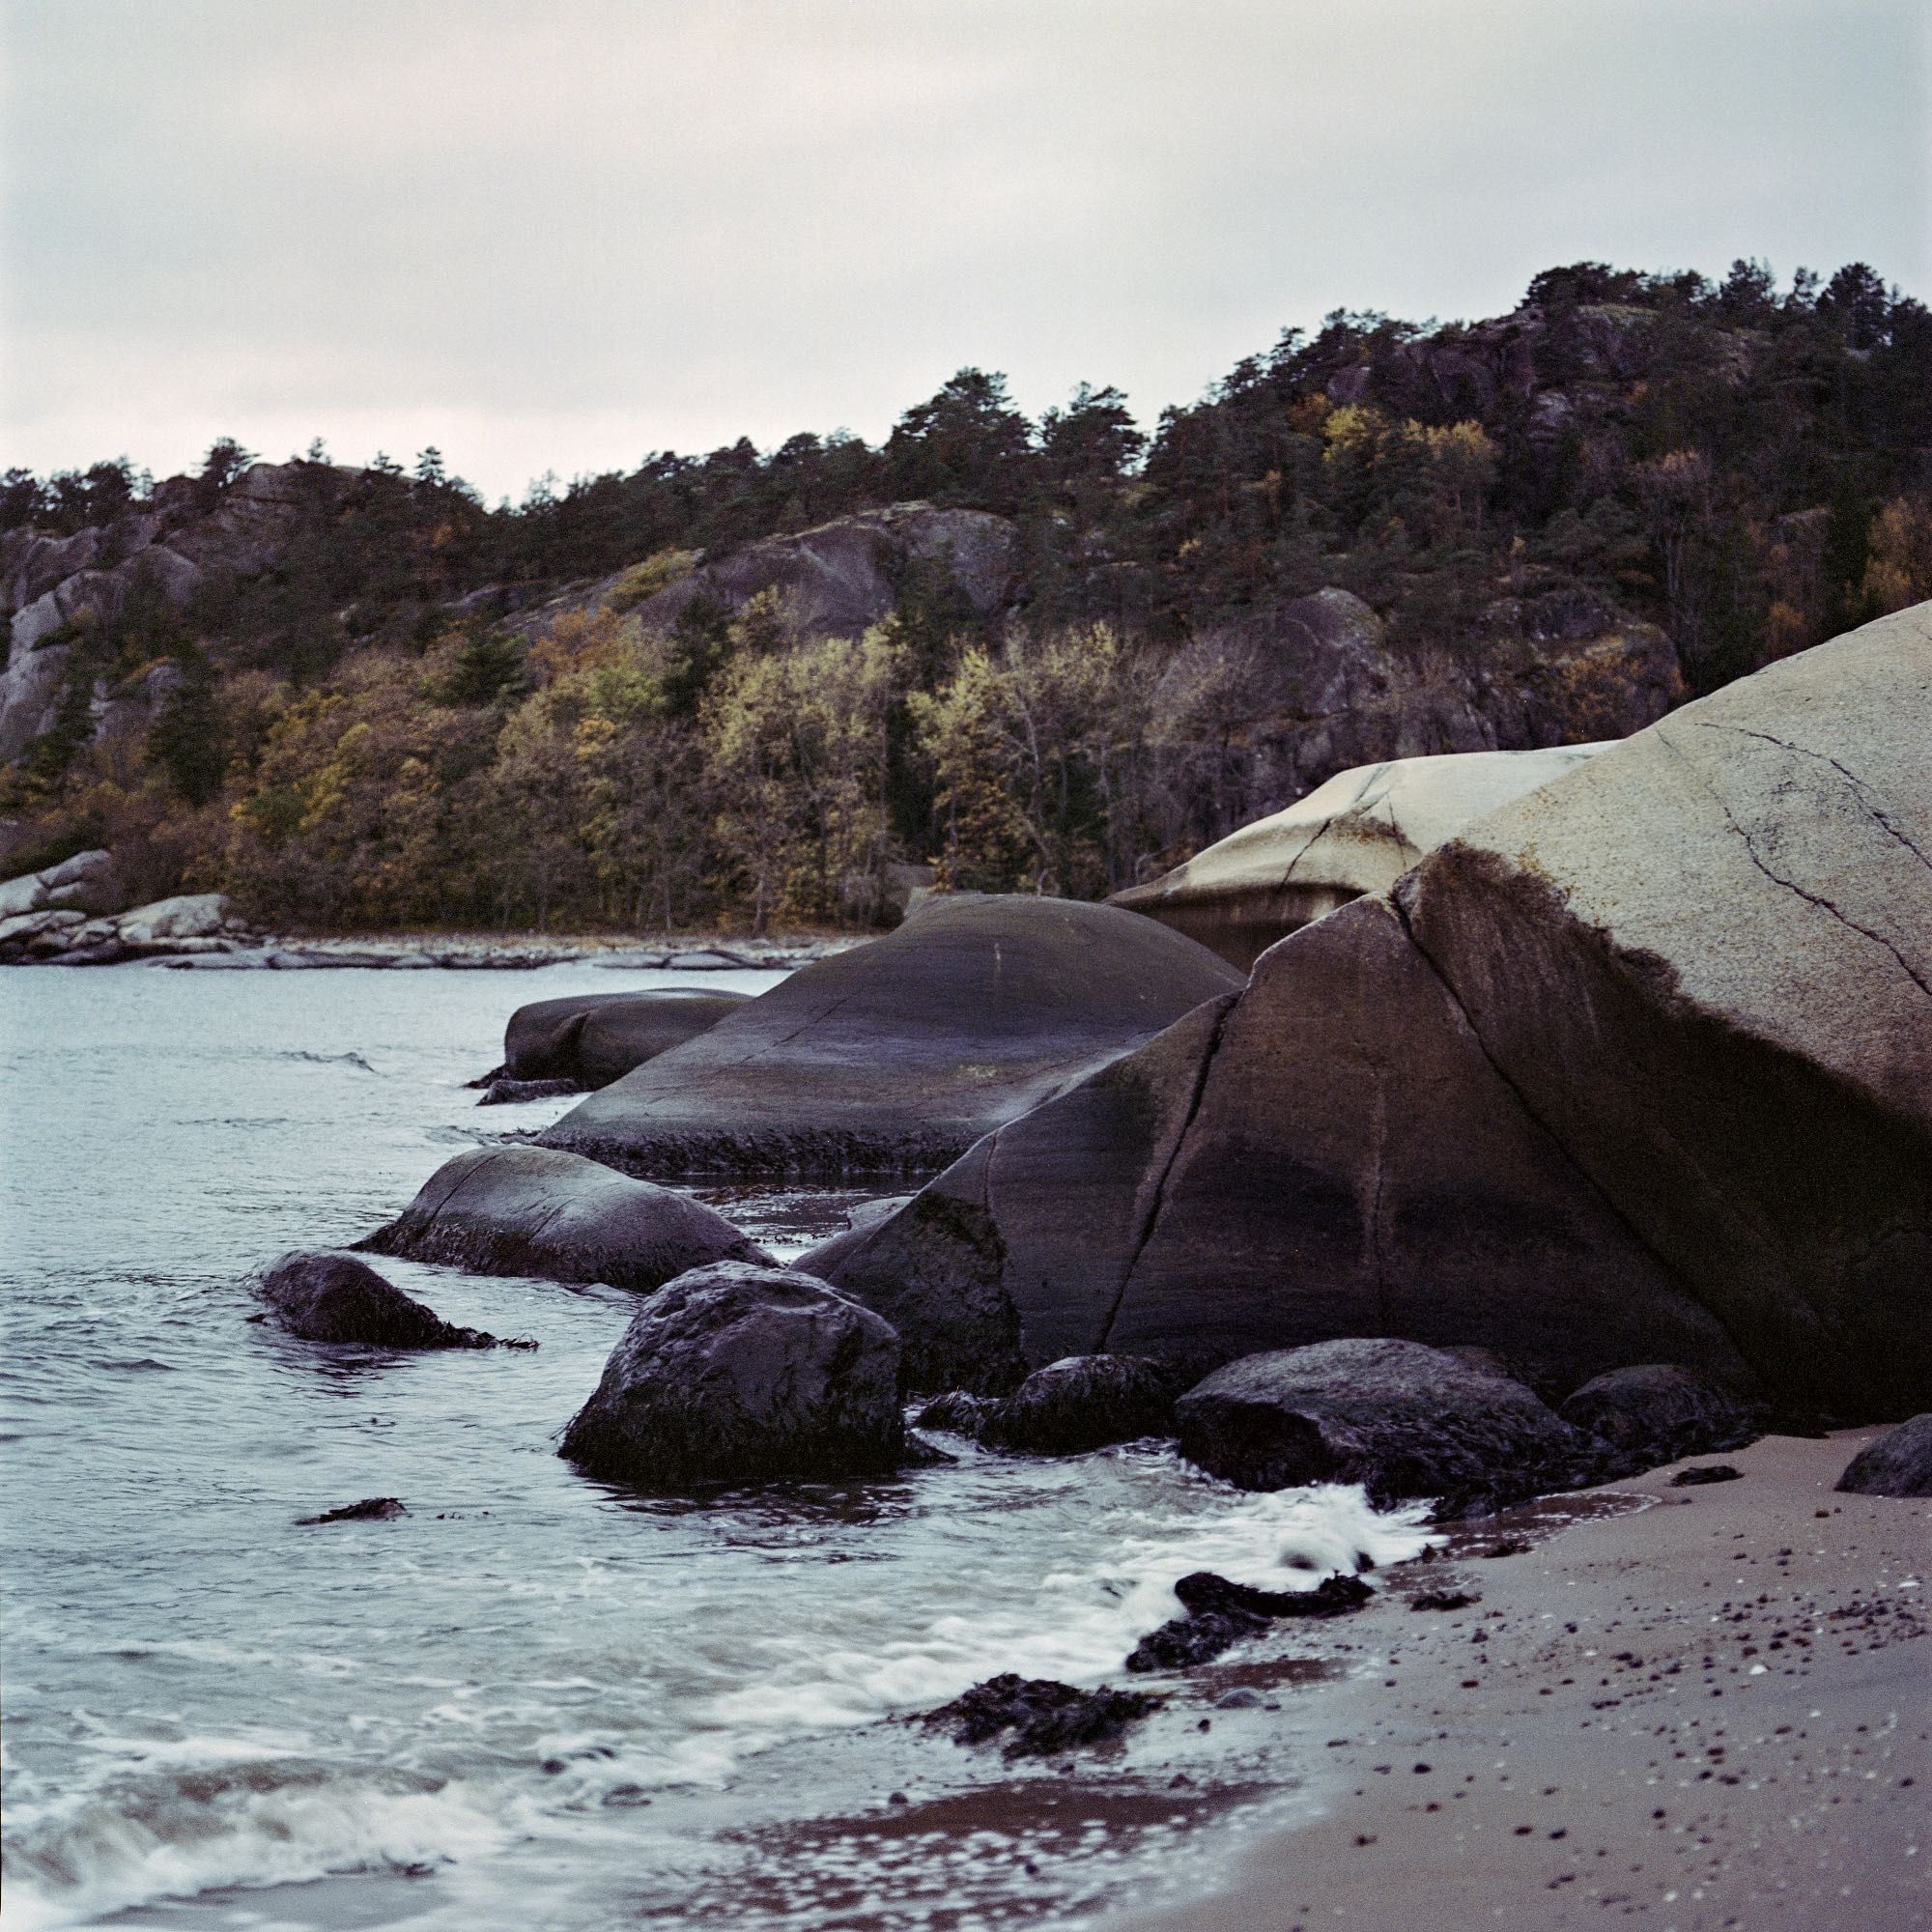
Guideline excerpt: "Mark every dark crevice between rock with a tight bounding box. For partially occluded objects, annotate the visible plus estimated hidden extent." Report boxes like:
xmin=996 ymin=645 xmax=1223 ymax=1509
xmin=1094 ymin=993 xmax=1239 ymax=1354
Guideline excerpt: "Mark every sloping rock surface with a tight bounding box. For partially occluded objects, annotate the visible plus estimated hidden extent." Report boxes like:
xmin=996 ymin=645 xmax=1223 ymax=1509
xmin=539 ymin=894 xmax=1243 ymax=1180
xmin=825 ymin=608 xmax=1932 ymax=1414
xmin=1112 ymin=742 xmax=1609 ymax=969
xmin=558 ymin=1261 xmax=903 ymax=1488
xmin=1558 ymin=1364 xmax=1763 ymax=1471
xmin=359 ymin=1146 xmax=768 ymax=1289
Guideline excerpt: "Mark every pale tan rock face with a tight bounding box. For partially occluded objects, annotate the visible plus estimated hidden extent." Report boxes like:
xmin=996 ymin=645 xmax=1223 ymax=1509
xmin=1113 ymin=742 xmax=1612 ymax=968
xmin=1399 ymin=599 xmax=1932 ymax=1414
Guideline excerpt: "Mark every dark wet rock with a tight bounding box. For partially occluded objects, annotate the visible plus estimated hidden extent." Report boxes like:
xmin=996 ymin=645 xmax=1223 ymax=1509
xmin=253 ymin=1251 xmax=508 ymax=1350
xmin=1125 ymin=1570 xmax=1373 ymax=1672
xmin=477 ymin=1076 xmax=582 ymax=1106
xmin=558 ymin=1261 xmax=903 ymax=1489
xmin=923 ymin=1673 xmax=1163 ymax=1758
xmin=540 ymin=894 xmax=1241 ymax=1181
xmin=1176 ymin=1338 xmax=1602 ymax=1517
xmin=825 ymin=609 xmax=1932 ymax=1419
xmin=500 ymin=986 xmax=753 ymax=1089
xmin=1213 ymin=1687 xmax=1264 ymax=1709
xmin=359 ymin=1146 xmax=769 ymax=1291
xmin=980 ymin=1354 xmax=1181 ymax=1455
xmin=899 ymin=1432 xmax=957 ymax=1468
xmin=1411 ymin=1590 xmax=1480 ymax=1611
xmin=1559 ymin=1363 xmax=1763 ymax=1473
xmin=913 ymin=1389 xmax=999 ymax=1439
xmin=1834 ymin=1414 xmax=1932 ymax=1497
xmin=297 ymin=1497 xmax=406 ymax=1524
xmin=1670 ymin=1463 xmax=1743 ymax=1486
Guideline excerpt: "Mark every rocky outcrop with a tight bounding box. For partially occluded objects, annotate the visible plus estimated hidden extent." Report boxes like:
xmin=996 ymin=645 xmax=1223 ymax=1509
xmin=558 ymin=1261 xmax=903 ymax=1488
xmin=1557 ymin=1365 xmax=1763 ymax=1472
xmin=0 ymin=849 xmax=122 ymax=920
xmin=358 ymin=1146 xmax=768 ymax=1290
xmin=1175 ymin=1339 xmax=1601 ymax=1517
xmin=252 ymin=1250 xmax=508 ymax=1349
xmin=538 ymin=894 xmax=1242 ymax=1180
xmin=1124 ymin=1570 xmax=1372 ymax=1672
xmin=822 ymin=607 xmax=1931 ymax=1416
xmin=0 ymin=888 xmax=257 ymax=965
xmin=1834 ymin=1415 xmax=1932 ymax=1497
xmin=1146 ymin=587 xmax=1682 ymax=864
xmin=2 ymin=464 xmax=315 ymax=765
xmin=498 ymin=986 xmax=753 ymax=1089
xmin=1113 ymin=743 xmax=1611 ymax=968
xmin=515 ymin=503 xmax=1017 ymax=646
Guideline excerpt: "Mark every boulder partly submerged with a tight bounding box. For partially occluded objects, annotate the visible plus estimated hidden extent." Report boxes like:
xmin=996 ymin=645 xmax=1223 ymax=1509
xmin=558 ymin=1261 xmax=904 ymax=1489
xmin=1176 ymin=1338 xmax=1600 ymax=1517
xmin=1111 ymin=743 xmax=1608 ymax=970
xmin=822 ymin=608 xmax=1932 ymax=1415
xmin=497 ymin=986 xmax=753 ymax=1090
xmin=253 ymin=1251 xmax=509 ymax=1349
xmin=539 ymin=894 xmax=1243 ymax=1180
xmin=358 ymin=1146 xmax=768 ymax=1290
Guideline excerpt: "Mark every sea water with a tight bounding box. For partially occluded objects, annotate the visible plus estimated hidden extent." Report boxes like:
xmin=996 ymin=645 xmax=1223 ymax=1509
xmin=0 ymin=963 xmax=1431 ymax=1930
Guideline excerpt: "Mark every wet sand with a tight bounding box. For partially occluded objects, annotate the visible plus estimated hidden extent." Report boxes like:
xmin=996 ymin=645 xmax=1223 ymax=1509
xmin=1108 ymin=1431 xmax=1930 ymax=1932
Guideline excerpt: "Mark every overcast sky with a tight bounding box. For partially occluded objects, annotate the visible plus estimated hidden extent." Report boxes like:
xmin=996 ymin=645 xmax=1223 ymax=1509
xmin=3 ymin=0 xmax=1926 ymax=502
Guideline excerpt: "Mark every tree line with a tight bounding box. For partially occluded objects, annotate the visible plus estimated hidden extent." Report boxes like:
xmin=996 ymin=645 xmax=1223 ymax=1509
xmin=5 ymin=258 xmax=1929 ymax=929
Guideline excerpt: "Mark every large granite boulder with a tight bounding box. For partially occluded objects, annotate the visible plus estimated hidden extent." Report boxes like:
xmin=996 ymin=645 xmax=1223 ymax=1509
xmin=823 ymin=608 xmax=1932 ymax=1416
xmin=499 ymin=986 xmax=753 ymax=1089
xmin=1111 ymin=743 xmax=1608 ymax=969
xmin=253 ymin=1250 xmax=506 ymax=1349
xmin=116 ymin=893 xmax=231 ymax=945
xmin=539 ymin=894 xmax=1243 ymax=1179
xmin=358 ymin=1146 xmax=768 ymax=1290
xmin=0 ymin=848 xmax=123 ymax=921
xmin=1175 ymin=1338 xmax=1601 ymax=1515
xmin=558 ymin=1261 xmax=903 ymax=1488
xmin=1834 ymin=1415 xmax=1932 ymax=1497
xmin=820 ymin=897 xmax=1738 ymax=1393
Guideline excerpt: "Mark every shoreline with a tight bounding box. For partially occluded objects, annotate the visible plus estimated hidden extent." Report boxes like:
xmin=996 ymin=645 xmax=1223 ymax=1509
xmin=3 ymin=928 xmax=869 ymax=972
xmin=1105 ymin=1429 xmax=1928 ymax=1932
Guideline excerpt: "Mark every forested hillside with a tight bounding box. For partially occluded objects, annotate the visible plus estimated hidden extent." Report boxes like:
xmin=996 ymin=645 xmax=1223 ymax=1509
xmin=4 ymin=258 xmax=1927 ymax=932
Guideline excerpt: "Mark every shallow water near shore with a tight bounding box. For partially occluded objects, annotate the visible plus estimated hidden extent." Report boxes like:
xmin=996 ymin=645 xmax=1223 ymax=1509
xmin=0 ymin=964 xmax=1434 ymax=1931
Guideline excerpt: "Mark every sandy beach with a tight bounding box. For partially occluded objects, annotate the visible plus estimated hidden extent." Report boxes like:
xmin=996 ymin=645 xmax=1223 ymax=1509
xmin=1108 ymin=1431 xmax=1929 ymax=1932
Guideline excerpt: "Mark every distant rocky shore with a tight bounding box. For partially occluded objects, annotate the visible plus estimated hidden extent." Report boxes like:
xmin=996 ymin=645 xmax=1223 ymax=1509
xmin=0 ymin=852 xmax=863 ymax=971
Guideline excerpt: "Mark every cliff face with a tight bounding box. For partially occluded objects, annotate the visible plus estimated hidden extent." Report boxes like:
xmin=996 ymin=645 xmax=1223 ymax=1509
xmin=0 ymin=464 xmax=315 ymax=762
xmin=1147 ymin=586 xmax=1683 ymax=847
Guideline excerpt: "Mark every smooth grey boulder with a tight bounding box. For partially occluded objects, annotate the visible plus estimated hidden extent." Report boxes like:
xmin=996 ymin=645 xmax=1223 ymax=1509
xmin=1112 ymin=743 xmax=1608 ymax=969
xmin=254 ymin=1250 xmax=505 ymax=1349
xmin=558 ymin=1261 xmax=903 ymax=1488
xmin=539 ymin=894 xmax=1242 ymax=1180
xmin=117 ymin=893 xmax=231 ymax=945
xmin=0 ymin=848 xmax=124 ymax=922
xmin=1176 ymin=1338 xmax=1602 ymax=1517
xmin=1558 ymin=1364 xmax=1763 ymax=1472
xmin=499 ymin=986 xmax=753 ymax=1089
xmin=793 ymin=1194 xmax=918 ymax=1284
xmin=981 ymin=1354 xmax=1181 ymax=1455
xmin=1833 ymin=1415 xmax=1932 ymax=1497
xmin=823 ymin=608 xmax=1932 ymax=1416
xmin=358 ymin=1146 xmax=769 ymax=1290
